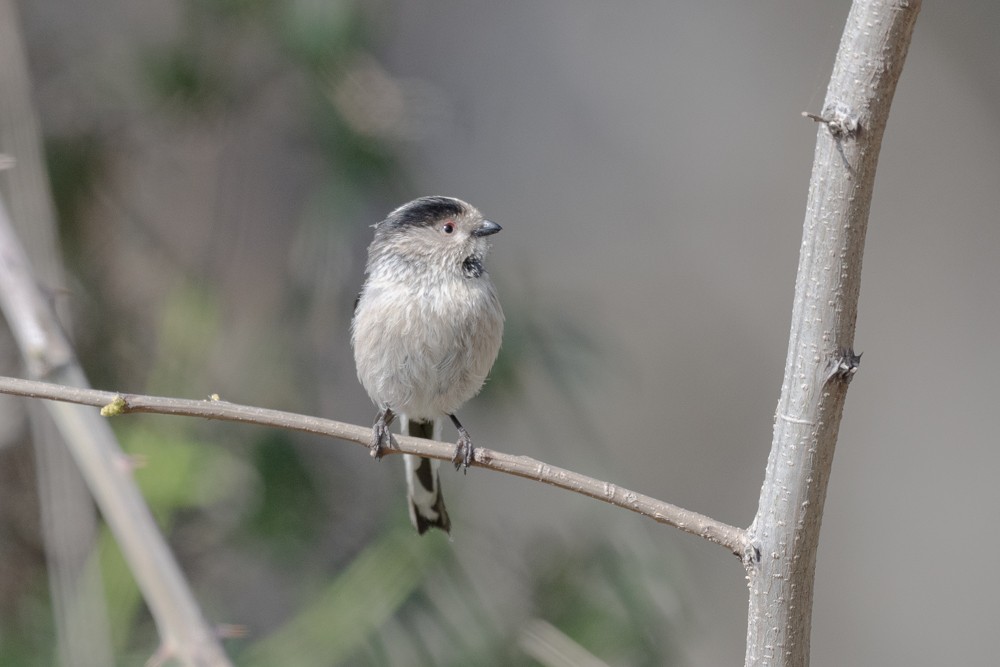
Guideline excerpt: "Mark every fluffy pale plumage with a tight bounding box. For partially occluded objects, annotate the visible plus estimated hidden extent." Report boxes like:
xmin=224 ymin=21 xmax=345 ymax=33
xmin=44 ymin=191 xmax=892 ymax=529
xmin=351 ymin=196 xmax=504 ymax=534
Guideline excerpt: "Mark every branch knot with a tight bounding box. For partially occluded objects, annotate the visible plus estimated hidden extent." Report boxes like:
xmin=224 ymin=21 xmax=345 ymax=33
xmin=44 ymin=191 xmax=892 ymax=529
xmin=802 ymin=101 xmax=860 ymax=139
xmin=828 ymin=348 xmax=862 ymax=383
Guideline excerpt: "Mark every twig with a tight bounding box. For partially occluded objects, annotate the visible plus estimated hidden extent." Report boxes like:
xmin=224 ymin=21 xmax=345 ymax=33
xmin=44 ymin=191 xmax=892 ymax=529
xmin=0 ymin=375 xmax=748 ymax=556
xmin=744 ymin=2 xmax=921 ymax=666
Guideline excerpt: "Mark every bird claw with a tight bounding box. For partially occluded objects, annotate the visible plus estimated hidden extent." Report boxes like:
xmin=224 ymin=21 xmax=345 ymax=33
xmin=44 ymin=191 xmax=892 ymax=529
xmin=370 ymin=409 xmax=397 ymax=460
xmin=453 ymin=431 xmax=475 ymax=472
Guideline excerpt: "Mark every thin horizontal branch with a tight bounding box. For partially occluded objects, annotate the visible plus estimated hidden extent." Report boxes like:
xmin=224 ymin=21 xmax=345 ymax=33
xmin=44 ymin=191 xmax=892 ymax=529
xmin=0 ymin=375 xmax=747 ymax=555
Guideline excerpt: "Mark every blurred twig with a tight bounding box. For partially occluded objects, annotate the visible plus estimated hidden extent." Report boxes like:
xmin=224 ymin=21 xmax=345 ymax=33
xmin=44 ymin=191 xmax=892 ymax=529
xmin=744 ymin=1 xmax=921 ymax=665
xmin=0 ymin=1 xmax=113 ymax=664
xmin=0 ymin=194 xmax=231 ymax=666
xmin=0 ymin=374 xmax=747 ymax=555
xmin=518 ymin=618 xmax=610 ymax=667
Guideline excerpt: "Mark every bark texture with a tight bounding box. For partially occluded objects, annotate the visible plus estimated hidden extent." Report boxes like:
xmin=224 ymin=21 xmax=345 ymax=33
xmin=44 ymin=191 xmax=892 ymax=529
xmin=744 ymin=2 xmax=921 ymax=665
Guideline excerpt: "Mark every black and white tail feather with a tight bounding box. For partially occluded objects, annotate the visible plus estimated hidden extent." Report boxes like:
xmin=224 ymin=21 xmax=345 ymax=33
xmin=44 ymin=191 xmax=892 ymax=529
xmin=401 ymin=417 xmax=451 ymax=534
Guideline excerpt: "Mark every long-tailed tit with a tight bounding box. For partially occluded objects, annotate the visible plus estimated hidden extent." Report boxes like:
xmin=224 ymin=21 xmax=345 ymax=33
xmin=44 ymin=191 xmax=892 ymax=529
xmin=351 ymin=196 xmax=504 ymax=534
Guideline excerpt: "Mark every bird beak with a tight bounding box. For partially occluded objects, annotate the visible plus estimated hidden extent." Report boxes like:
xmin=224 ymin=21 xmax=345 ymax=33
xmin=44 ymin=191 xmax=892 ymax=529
xmin=471 ymin=219 xmax=502 ymax=237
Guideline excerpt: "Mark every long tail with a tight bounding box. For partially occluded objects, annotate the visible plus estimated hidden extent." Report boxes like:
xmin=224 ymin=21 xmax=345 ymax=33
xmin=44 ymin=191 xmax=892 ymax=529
xmin=401 ymin=416 xmax=451 ymax=534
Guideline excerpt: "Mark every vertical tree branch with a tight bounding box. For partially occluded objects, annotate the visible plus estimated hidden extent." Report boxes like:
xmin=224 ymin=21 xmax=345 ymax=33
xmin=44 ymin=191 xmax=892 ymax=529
xmin=0 ymin=194 xmax=231 ymax=666
xmin=744 ymin=2 xmax=920 ymax=666
xmin=0 ymin=2 xmax=114 ymax=664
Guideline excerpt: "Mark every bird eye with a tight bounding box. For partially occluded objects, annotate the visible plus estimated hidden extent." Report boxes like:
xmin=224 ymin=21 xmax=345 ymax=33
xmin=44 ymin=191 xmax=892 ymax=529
xmin=442 ymin=222 xmax=455 ymax=234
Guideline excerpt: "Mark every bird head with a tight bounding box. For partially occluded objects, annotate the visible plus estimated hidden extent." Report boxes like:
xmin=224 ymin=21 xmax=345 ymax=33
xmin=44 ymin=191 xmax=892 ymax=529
xmin=369 ymin=196 xmax=501 ymax=279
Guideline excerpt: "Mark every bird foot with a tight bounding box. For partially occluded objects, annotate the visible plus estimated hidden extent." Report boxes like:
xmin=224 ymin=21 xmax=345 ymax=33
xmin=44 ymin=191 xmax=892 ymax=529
xmin=453 ymin=429 xmax=475 ymax=472
xmin=370 ymin=409 xmax=397 ymax=460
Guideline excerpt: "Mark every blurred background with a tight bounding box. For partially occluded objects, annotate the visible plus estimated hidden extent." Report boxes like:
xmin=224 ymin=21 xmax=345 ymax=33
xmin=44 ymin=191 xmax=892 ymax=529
xmin=0 ymin=0 xmax=997 ymax=665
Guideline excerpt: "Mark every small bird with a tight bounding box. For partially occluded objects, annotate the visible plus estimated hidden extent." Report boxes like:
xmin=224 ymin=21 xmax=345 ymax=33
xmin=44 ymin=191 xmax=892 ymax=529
xmin=351 ymin=196 xmax=504 ymax=534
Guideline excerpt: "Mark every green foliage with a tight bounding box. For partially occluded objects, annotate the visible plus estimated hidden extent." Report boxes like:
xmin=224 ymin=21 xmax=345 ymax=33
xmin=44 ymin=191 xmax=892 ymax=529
xmin=148 ymin=280 xmax=221 ymax=396
xmin=141 ymin=45 xmax=231 ymax=113
xmin=236 ymin=529 xmax=688 ymax=667
xmin=244 ymin=432 xmax=323 ymax=552
xmin=530 ymin=538 xmax=686 ymax=666
xmin=136 ymin=0 xmax=400 ymax=187
xmin=240 ymin=527 xmax=446 ymax=666
xmin=0 ymin=578 xmax=57 ymax=667
xmin=278 ymin=0 xmax=363 ymax=70
xmin=100 ymin=420 xmax=252 ymax=652
xmin=44 ymin=133 xmax=105 ymax=249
